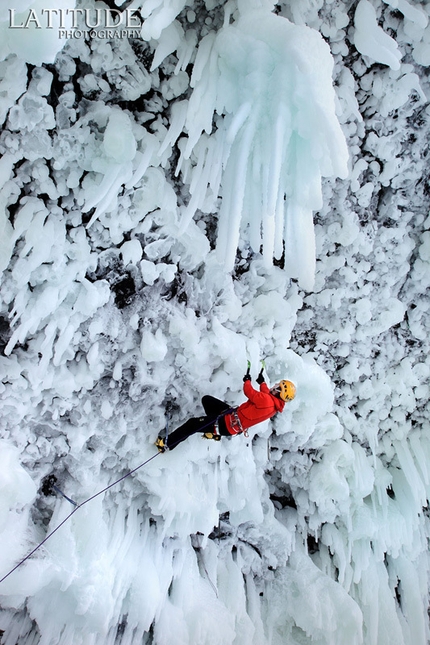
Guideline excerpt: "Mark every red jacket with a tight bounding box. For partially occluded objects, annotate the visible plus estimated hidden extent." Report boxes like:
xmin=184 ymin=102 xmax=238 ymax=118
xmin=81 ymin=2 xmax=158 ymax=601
xmin=225 ymin=381 xmax=285 ymax=435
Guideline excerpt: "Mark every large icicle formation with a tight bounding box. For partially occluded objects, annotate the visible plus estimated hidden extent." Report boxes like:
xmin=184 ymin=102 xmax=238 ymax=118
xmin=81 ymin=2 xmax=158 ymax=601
xmin=165 ymin=6 xmax=348 ymax=290
xmin=0 ymin=0 xmax=430 ymax=644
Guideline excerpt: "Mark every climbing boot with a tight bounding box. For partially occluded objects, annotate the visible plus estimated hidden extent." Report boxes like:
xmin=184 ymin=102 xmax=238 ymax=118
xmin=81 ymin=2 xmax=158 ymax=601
xmin=155 ymin=436 xmax=168 ymax=453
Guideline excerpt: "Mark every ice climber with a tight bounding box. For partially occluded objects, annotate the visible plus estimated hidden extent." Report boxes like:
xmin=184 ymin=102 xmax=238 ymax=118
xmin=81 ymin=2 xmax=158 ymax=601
xmin=155 ymin=365 xmax=296 ymax=452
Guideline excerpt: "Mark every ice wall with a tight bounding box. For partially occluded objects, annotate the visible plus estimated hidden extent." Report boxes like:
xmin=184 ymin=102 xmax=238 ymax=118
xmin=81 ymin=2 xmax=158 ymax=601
xmin=0 ymin=0 xmax=429 ymax=644
xmin=0 ymin=0 xmax=75 ymax=66
xmin=161 ymin=6 xmax=348 ymax=290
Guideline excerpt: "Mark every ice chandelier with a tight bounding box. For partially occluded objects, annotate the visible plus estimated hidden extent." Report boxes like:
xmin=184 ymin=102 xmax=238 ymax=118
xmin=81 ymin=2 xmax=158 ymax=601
xmin=160 ymin=0 xmax=349 ymax=290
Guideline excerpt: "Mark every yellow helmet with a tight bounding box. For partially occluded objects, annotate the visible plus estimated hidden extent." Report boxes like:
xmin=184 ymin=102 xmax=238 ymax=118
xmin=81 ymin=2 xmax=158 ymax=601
xmin=278 ymin=380 xmax=296 ymax=401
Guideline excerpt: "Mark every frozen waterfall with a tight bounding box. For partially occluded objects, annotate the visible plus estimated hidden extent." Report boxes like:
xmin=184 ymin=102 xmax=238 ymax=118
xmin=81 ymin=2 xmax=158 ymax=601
xmin=0 ymin=0 xmax=429 ymax=644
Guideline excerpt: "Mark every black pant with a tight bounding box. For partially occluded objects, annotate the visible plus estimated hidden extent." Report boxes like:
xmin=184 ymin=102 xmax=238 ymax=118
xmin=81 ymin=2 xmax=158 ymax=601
xmin=166 ymin=396 xmax=231 ymax=450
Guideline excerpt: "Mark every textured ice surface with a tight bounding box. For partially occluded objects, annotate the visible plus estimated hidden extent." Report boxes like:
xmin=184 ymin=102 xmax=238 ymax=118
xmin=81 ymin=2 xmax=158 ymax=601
xmin=354 ymin=0 xmax=403 ymax=70
xmin=163 ymin=6 xmax=348 ymax=290
xmin=0 ymin=0 xmax=429 ymax=644
xmin=0 ymin=0 xmax=75 ymax=66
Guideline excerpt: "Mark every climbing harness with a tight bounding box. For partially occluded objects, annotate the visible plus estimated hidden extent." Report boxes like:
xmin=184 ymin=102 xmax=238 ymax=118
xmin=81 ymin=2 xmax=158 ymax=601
xmin=0 ymin=451 xmax=161 ymax=585
xmin=201 ymin=407 xmax=245 ymax=440
xmin=228 ymin=408 xmax=249 ymax=437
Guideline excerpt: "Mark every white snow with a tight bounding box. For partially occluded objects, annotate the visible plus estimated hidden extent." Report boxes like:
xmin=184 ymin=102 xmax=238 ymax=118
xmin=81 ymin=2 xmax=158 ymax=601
xmin=0 ymin=0 xmax=429 ymax=644
xmin=383 ymin=0 xmax=428 ymax=29
xmin=0 ymin=0 xmax=75 ymax=66
xmin=103 ymin=110 xmax=137 ymax=164
xmin=354 ymin=0 xmax=403 ymax=70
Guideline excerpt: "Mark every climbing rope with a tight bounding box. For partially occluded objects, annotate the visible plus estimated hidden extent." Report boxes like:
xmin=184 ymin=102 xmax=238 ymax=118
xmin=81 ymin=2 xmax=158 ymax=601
xmin=0 ymin=451 xmax=161 ymax=585
xmin=0 ymin=402 xmax=245 ymax=585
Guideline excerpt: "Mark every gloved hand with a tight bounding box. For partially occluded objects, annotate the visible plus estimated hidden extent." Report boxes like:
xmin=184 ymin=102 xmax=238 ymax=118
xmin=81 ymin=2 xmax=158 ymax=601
xmin=256 ymin=369 xmax=265 ymax=384
xmin=243 ymin=367 xmax=251 ymax=382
